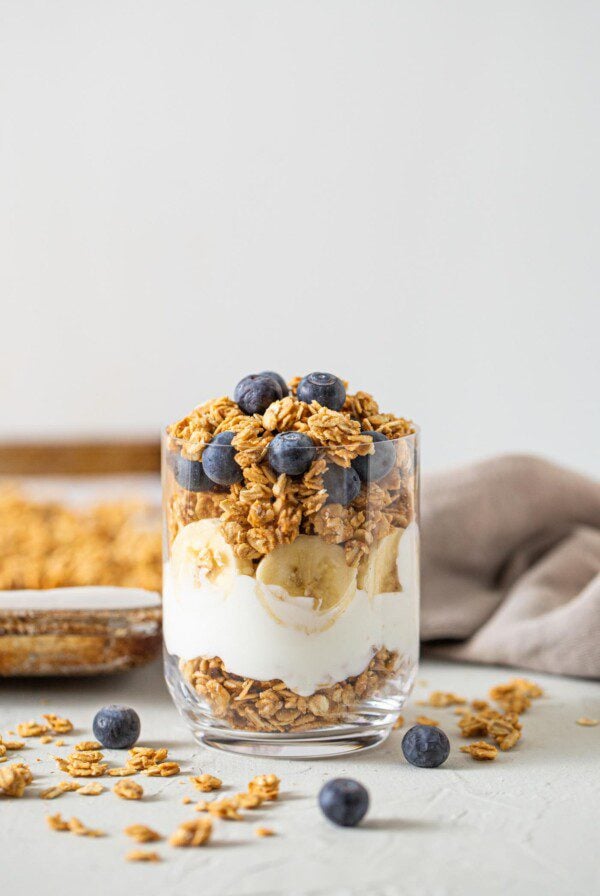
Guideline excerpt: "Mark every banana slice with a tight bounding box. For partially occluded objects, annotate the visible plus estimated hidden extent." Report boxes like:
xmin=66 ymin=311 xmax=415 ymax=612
xmin=357 ymin=528 xmax=403 ymax=596
xmin=171 ymin=519 xmax=253 ymax=593
xmin=255 ymin=536 xmax=357 ymax=632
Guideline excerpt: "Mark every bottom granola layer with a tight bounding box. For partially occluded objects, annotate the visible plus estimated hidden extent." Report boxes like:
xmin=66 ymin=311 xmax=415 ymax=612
xmin=180 ymin=648 xmax=402 ymax=733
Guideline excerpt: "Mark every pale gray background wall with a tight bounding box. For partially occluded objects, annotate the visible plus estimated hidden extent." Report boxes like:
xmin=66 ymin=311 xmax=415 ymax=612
xmin=1 ymin=1 xmax=598 ymax=475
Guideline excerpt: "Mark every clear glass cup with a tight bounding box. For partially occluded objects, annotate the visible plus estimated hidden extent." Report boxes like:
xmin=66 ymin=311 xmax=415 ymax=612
xmin=162 ymin=428 xmax=419 ymax=758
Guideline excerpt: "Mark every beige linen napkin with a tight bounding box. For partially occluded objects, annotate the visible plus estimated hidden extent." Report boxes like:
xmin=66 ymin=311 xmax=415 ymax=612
xmin=421 ymin=455 xmax=600 ymax=679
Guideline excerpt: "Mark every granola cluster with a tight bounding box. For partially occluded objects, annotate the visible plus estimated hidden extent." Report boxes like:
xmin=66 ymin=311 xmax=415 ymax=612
xmin=181 ymin=648 xmax=401 ymax=733
xmin=166 ymin=379 xmax=415 ymax=567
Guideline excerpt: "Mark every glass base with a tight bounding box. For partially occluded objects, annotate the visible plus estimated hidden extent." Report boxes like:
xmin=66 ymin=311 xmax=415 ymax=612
xmin=165 ymin=648 xmax=416 ymax=760
xmin=198 ymin=726 xmax=391 ymax=759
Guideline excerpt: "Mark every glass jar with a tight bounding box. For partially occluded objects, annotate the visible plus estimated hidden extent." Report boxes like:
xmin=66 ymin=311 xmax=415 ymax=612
xmin=163 ymin=428 xmax=419 ymax=758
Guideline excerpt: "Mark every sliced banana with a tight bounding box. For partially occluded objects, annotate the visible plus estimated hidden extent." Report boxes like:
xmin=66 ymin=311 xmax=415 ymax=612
xmin=357 ymin=528 xmax=403 ymax=596
xmin=255 ymin=536 xmax=357 ymax=632
xmin=171 ymin=519 xmax=253 ymax=593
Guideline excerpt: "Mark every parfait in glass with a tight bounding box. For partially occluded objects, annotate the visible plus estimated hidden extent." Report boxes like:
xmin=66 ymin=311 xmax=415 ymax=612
xmin=163 ymin=371 xmax=419 ymax=758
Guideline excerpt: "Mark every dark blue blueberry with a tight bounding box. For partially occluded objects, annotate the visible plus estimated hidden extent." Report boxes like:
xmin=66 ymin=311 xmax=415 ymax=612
xmin=258 ymin=370 xmax=289 ymax=397
xmin=234 ymin=374 xmax=282 ymax=415
xmin=173 ymin=455 xmax=214 ymax=492
xmin=401 ymin=724 xmax=450 ymax=768
xmin=92 ymin=705 xmax=140 ymax=750
xmin=318 ymin=778 xmax=369 ymax=827
xmin=323 ymin=463 xmax=361 ymax=506
xmin=297 ymin=372 xmax=346 ymax=411
xmin=267 ymin=431 xmax=316 ymax=476
xmin=202 ymin=431 xmax=243 ymax=486
xmin=351 ymin=431 xmax=396 ymax=482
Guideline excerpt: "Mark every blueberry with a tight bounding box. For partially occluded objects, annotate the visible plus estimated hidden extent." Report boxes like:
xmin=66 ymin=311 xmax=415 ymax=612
xmin=318 ymin=778 xmax=369 ymax=827
xmin=351 ymin=431 xmax=396 ymax=482
xmin=267 ymin=431 xmax=316 ymax=476
xmin=92 ymin=705 xmax=140 ymax=750
xmin=258 ymin=370 xmax=289 ymax=397
xmin=323 ymin=463 xmax=361 ymax=505
xmin=401 ymin=724 xmax=450 ymax=768
xmin=297 ymin=372 xmax=346 ymax=411
xmin=202 ymin=431 xmax=243 ymax=486
xmin=173 ymin=455 xmax=214 ymax=492
xmin=234 ymin=374 xmax=282 ymax=415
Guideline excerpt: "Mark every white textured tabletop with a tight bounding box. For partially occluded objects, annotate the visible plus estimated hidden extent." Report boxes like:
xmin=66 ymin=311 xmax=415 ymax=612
xmin=1 ymin=658 xmax=598 ymax=896
xmin=0 ymin=662 xmax=600 ymax=896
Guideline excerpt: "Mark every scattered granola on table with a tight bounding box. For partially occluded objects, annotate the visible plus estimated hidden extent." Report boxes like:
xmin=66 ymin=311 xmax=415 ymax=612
xmin=46 ymin=812 xmax=105 ymax=837
xmin=460 ymin=741 xmax=499 ymax=761
xmin=415 ymin=715 xmax=439 ymax=727
xmin=169 ymin=817 xmax=213 ymax=847
xmin=113 ymin=779 xmax=143 ymax=800
xmin=0 ymin=762 xmax=33 ymax=797
xmin=77 ymin=783 xmax=105 ymax=796
xmin=189 ymin=773 xmax=222 ymax=792
xmin=124 ymin=824 xmax=161 ymax=843
xmin=416 ymin=692 xmax=467 ymax=708
xmin=126 ymin=850 xmax=161 ymax=862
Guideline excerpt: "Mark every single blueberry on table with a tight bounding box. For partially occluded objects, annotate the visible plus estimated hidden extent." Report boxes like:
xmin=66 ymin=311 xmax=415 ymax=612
xmin=402 ymin=724 xmax=450 ymax=769
xmin=297 ymin=372 xmax=346 ymax=411
xmin=351 ymin=431 xmax=396 ymax=482
xmin=93 ymin=705 xmax=140 ymax=750
xmin=323 ymin=463 xmax=361 ymax=506
xmin=234 ymin=374 xmax=282 ymax=415
xmin=267 ymin=431 xmax=316 ymax=476
xmin=318 ymin=778 xmax=369 ymax=827
xmin=173 ymin=455 xmax=214 ymax=492
xmin=258 ymin=370 xmax=289 ymax=397
xmin=202 ymin=431 xmax=243 ymax=486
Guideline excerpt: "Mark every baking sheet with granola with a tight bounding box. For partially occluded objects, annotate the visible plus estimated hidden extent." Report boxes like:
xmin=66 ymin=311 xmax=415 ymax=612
xmin=0 ymin=476 xmax=162 ymax=677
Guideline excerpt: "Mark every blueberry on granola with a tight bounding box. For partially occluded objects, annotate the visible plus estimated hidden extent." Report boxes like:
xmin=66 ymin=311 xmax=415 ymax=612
xmin=258 ymin=370 xmax=289 ymax=397
xmin=268 ymin=431 xmax=316 ymax=476
xmin=351 ymin=431 xmax=396 ymax=482
xmin=402 ymin=724 xmax=450 ymax=769
xmin=174 ymin=456 xmax=214 ymax=492
xmin=297 ymin=372 xmax=346 ymax=411
xmin=323 ymin=463 xmax=361 ymax=506
xmin=202 ymin=431 xmax=243 ymax=486
xmin=234 ymin=374 xmax=282 ymax=415
xmin=318 ymin=778 xmax=369 ymax=827
xmin=93 ymin=705 xmax=140 ymax=750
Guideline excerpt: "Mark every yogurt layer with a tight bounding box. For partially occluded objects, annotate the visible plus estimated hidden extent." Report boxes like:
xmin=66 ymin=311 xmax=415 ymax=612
xmin=163 ymin=522 xmax=419 ymax=696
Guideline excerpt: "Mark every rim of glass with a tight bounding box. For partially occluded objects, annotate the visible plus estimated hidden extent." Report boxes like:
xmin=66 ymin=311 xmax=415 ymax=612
xmin=162 ymin=424 xmax=419 ymax=450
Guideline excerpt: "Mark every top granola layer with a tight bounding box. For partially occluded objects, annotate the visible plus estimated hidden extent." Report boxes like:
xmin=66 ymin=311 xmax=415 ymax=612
xmin=166 ymin=372 xmax=416 ymax=567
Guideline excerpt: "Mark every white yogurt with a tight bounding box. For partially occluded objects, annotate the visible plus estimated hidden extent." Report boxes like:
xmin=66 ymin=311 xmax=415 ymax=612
xmin=164 ymin=523 xmax=419 ymax=696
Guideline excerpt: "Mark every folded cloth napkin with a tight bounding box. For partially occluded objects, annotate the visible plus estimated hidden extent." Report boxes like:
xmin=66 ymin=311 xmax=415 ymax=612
xmin=420 ymin=455 xmax=600 ymax=679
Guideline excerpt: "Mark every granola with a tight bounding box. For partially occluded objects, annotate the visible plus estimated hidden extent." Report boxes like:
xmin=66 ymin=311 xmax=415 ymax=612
xmin=126 ymin=850 xmax=161 ymax=862
xmin=166 ymin=379 xmax=415 ymax=566
xmin=189 ymin=774 xmax=222 ymax=793
xmin=169 ymin=817 xmax=212 ymax=847
xmin=113 ymin=779 xmax=143 ymax=800
xmin=460 ymin=741 xmax=499 ymax=761
xmin=181 ymin=648 xmax=401 ymax=734
xmin=124 ymin=824 xmax=161 ymax=843
xmin=0 ymin=762 xmax=33 ymax=797
xmin=0 ymin=488 xmax=161 ymax=591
